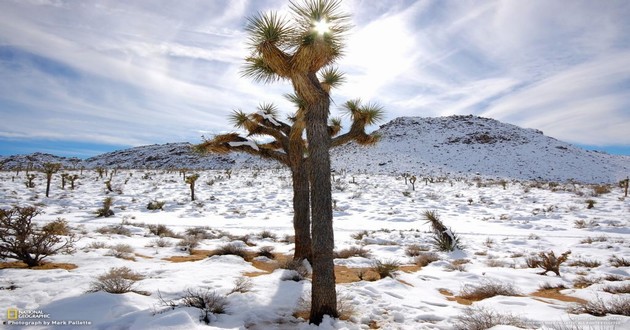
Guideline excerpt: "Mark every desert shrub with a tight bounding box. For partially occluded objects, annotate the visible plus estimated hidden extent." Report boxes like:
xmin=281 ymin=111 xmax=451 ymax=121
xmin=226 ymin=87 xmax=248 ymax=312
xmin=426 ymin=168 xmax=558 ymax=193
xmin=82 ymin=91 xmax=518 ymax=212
xmin=602 ymin=274 xmax=626 ymax=282
xmin=280 ymin=234 xmax=295 ymax=244
xmin=568 ymin=296 xmax=630 ymax=316
xmin=147 ymin=200 xmax=166 ymax=211
xmin=592 ymin=184 xmax=611 ymax=196
xmin=414 ymin=252 xmax=440 ymax=267
xmin=256 ymin=246 xmax=275 ymax=259
xmin=485 ymin=259 xmax=507 ymax=268
xmin=88 ymin=266 xmax=145 ymax=294
xmin=573 ymin=276 xmax=599 ymax=289
xmin=568 ymin=258 xmax=600 ymax=268
xmin=85 ymin=241 xmax=109 ymax=249
xmin=334 ymin=246 xmax=371 ymax=259
xmin=424 ymin=210 xmax=462 ymax=251
xmin=147 ymin=238 xmax=172 ymax=248
xmin=405 ymin=244 xmax=429 ymax=257
xmin=147 ymin=224 xmax=177 ymax=238
xmin=579 ymin=235 xmax=608 ymax=244
xmin=96 ymin=225 xmax=131 ymax=236
xmin=454 ymin=306 xmax=527 ymax=330
xmin=585 ymin=199 xmax=596 ymax=209
xmin=107 ymin=244 xmax=135 ymax=259
xmin=176 ymin=288 xmax=228 ymax=324
xmin=539 ymin=282 xmax=567 ymax=290
xmin=459 ymin=280 xmax=520 ymax=301
xmin=228 ymin=277 xmax=253 ymax=295
xmin=279 ymin=259 xmax=310 ymax=281
xmin=258 ymin=230 xmax=277 ymax=240
xmin=528 ymin=250 xmax=571 ymax=276
xmin=213 ymin=243 xmax=249 ymax=260
xmin=609 ymin=255 xmax=630 ymax=267
xmin=42 ymin=218 xmax=71 ymax=236
xmin=0 ymin=206 xmax=76 ymax=267
xmin=177 ymin=235 xmax=201 ymax=252
xmin=96 ymin=197 xmax=114 ymax=217
xmin=185 ymin=227 xmax=221 ymax=240
xmin=602 ymin=283 xmax=630 ymax=294
xmin=371 ymin=259 xmax=400 ymax=279
xmin=350 ymin=230 xmax=370 ymax=240
xmin=574 ymin=219 xmax=599 ymax=229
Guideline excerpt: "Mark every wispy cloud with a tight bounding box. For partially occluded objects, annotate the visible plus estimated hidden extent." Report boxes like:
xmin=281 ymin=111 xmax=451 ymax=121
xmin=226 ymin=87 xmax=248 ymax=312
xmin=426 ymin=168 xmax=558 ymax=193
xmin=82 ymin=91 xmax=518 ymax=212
xmin=0 ymin=0 xmax=628 ymax=156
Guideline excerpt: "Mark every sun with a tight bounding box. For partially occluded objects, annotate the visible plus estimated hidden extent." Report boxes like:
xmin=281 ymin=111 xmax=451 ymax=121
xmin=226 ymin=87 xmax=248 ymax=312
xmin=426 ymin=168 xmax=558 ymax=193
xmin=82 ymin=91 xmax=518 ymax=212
xmin=313 ymin=19 xmax=330 ymax=35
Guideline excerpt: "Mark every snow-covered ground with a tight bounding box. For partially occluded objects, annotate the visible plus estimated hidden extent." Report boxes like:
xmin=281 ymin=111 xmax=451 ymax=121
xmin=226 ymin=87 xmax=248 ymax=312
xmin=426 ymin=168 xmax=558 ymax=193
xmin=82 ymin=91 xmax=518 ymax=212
xmin=1 ymin=169 xmax=629 ymax=329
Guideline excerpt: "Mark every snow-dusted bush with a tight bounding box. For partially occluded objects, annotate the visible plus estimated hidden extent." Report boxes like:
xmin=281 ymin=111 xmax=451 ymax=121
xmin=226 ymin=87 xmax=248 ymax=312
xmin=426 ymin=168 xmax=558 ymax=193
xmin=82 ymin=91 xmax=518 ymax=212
xmin=107 ymin=244 xmax=135 ymax=259
xmin=334 ymin=246 xmax=371 ymax=259
xmin=147 ymin=224 xmax=177 ymax=238
xmin=568 ymin=296 xmax=630 ymax=316
xmin=96 ymin=224 xmax=131 ymax=236
xmin=214 ymin=243 xmax=249 ymax=260
xmin=371 ymin=259 xmax=400 ymax=279
xmin=279 ymin=259 xmax=309 ymax=281
xmin=256 ymin=246 xmax=275 ymax=259
xmin=0 ymin=206 xmax=76 ymax=267
xmin=454 ymin=306 xmax=527 ymax=330
xmin=414 ymin=252 xmax=440 ymax=267
xmin=609 ymin=255 xmax=630 ymax=267
xmin=146 ymin=200 xmax=165 ymax=210
xmin=458 ymin=280 xmax=520 ymax=301
xmin=177 ymin=235 xmax=201 ymax=252
xmin=405 ymin=243 xmax=429 ymax=257
xmin=88 ymin=266 xmax=145 ymax=294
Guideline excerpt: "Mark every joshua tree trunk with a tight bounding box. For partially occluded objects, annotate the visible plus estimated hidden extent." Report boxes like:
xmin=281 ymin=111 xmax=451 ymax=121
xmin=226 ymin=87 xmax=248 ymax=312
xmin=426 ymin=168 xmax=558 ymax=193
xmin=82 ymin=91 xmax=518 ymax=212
xmin=292 ymin=163 xmax=312 ymax=262
xmin=45 ymin=173 xmax=53 ymax=197
xmin=304 ymin=81 xmax=337 ymax=323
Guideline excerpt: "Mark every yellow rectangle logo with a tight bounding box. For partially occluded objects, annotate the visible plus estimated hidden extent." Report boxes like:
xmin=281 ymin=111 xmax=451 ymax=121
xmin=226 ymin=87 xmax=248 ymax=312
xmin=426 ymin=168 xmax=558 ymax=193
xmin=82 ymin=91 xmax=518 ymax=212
xmin=7 ymin=308 xmax=19 ymax=320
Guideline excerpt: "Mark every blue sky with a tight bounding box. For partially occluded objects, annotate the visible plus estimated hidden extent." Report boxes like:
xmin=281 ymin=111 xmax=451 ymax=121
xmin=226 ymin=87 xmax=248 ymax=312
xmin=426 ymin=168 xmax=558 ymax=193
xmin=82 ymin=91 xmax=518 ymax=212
xmin=1 ymin=0 xmax=629 ymax=158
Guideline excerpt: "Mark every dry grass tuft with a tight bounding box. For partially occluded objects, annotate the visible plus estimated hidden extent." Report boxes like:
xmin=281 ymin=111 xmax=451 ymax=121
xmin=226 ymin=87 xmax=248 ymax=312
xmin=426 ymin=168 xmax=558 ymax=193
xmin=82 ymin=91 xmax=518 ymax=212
xmin=454 ymin=306 xmax=527 ymax=330
xmin=568 ymin=296 xmax=630 ymax=316
xmin=334 ymin=246 xmax=371 ymax=259
xmin=458 ymin=280 xmax=520 ymax=302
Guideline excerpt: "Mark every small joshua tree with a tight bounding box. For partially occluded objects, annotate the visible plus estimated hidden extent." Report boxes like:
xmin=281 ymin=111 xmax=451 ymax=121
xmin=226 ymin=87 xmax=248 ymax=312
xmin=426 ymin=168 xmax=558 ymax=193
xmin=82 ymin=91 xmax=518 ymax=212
xmin=409 ymin=175 xmax=417 ymax=191
xmin=25 ymin=174 xmax=36 ymax=188
xmin=67 ymin=174 xmax=79 ymax=190
xmin=620 ymin=177 xmax=629 ymax=198
xmin=0 ymin=206 xmax=76 ymax=267
xmin=96 ymin=197 xmax=114 ymax=217
xmin=60 ymin=173 xmax=68 ymax=190
xmin=186 ymin=173 xmax=200 ymax=201
xmin=42 ymin=162 xmax=62 ymax=198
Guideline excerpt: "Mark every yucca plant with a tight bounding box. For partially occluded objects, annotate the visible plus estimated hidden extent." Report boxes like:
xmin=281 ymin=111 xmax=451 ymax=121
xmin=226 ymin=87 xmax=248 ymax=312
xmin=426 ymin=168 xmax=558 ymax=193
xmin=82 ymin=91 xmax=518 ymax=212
xmin=424 ymin=210 xmax=462 ymax=252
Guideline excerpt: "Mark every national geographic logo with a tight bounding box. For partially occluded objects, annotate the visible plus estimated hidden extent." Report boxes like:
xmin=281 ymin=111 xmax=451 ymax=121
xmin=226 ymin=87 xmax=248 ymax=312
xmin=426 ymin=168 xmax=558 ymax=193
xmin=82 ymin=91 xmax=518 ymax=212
xmin=7 ymin=308 xmax=19 ymax=320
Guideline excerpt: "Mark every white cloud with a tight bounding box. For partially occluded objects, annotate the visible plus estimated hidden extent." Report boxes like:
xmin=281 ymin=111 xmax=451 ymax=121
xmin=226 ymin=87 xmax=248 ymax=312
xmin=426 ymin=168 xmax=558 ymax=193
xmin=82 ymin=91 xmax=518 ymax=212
xmin=0 ymin=0 xmax=629 ymax=155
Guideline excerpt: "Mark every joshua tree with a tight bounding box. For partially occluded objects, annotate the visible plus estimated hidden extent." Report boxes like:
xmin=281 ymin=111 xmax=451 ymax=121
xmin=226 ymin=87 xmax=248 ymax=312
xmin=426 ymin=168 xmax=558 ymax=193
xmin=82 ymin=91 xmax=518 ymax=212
xmin=235 ymin=0 xmax=356 ymax=323
xmin=42 ymin=162 xmax=61 ymax=198
xmin=67 ymin=174 xmax=79 ymax=190
xmin=60 ymin=173 xmax=68 ymax=190
xmin=197 ymin=100 xmax=381 ymax=262
xmin=185 ymin=173 xmax=200 ymax=201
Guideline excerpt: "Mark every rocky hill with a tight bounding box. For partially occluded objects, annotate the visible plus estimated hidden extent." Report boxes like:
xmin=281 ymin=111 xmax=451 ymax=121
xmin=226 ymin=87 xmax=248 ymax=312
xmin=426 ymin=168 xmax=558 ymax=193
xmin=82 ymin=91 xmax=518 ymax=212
xmin=1 ymin=115 xmax=628 ymax=183
xmin=332 ymin=115 xmax=629 ymax=183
